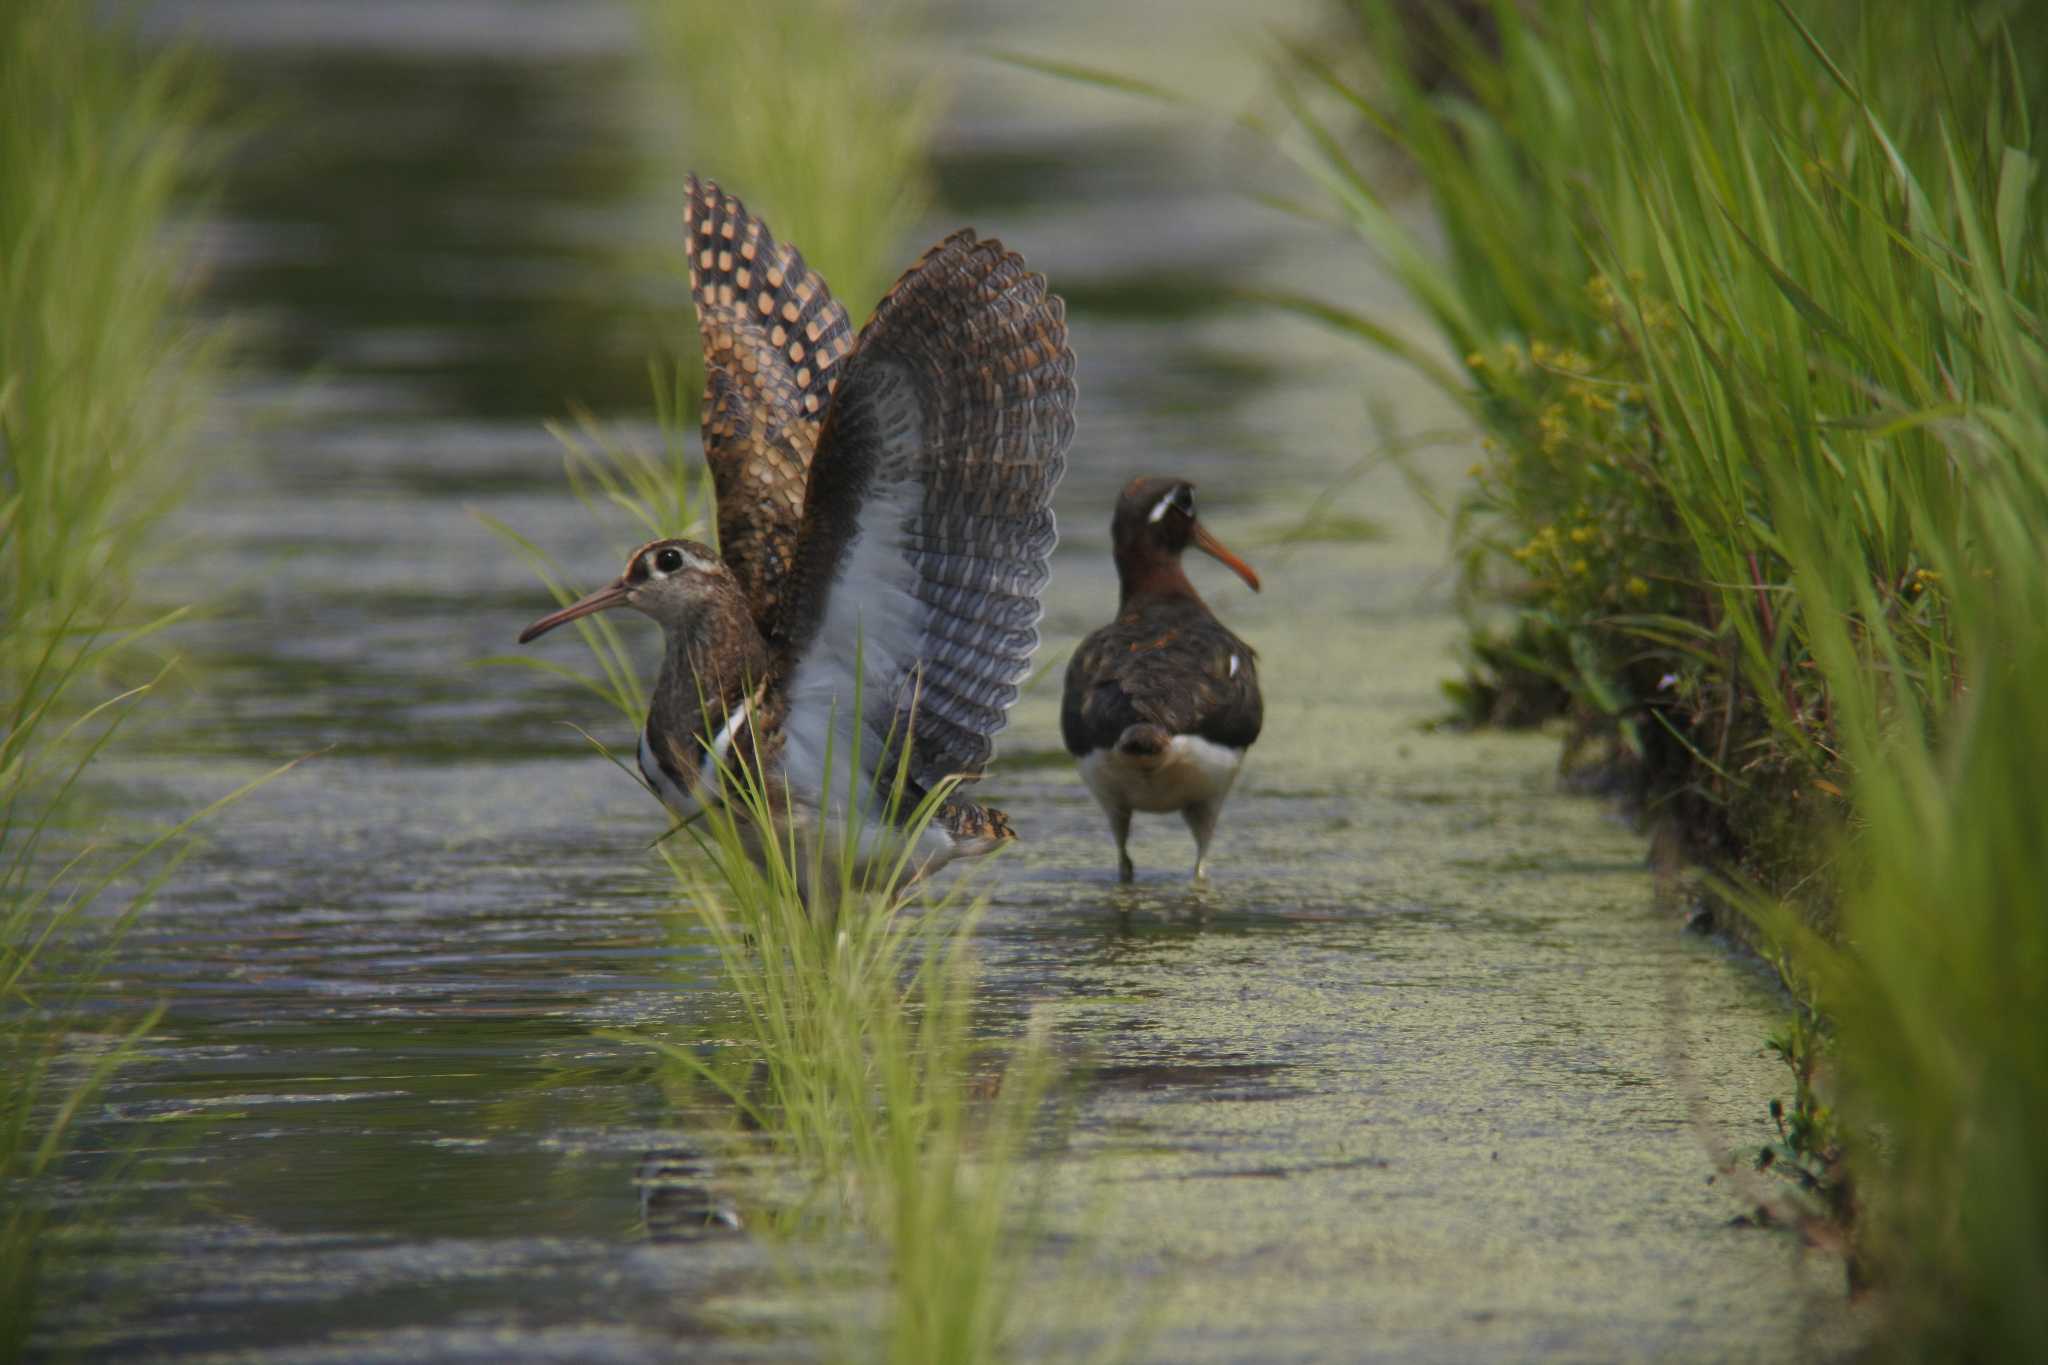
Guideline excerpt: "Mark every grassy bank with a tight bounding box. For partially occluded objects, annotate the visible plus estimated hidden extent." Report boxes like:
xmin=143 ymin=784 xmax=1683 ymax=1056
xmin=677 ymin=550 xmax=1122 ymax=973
xmin=1 ymin=1 xmax=227 ymax=1355
xmin=1281 ymin=0 xmax=2045 ymax=1354
xmin=504 ymin=6 xmax=1063 ymax=1360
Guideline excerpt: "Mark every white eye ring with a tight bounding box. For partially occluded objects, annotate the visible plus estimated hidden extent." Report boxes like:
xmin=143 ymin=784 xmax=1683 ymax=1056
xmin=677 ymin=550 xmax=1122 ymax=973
xmin=1148 ymin=493 xmax=1175 ymax=523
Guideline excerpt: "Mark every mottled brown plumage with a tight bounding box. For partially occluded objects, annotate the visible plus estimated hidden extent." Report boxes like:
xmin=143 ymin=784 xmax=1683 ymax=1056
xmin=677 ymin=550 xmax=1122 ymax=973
xmin=684 ymin=176 xmax=856 ymax=634
xmin=1063 ymin=599 xmax=1261 ymax=753
xmin=524 ymin=182 xmax=1075 ymax=887
xmin=779 ymin=226 xmax=1073 ymax=793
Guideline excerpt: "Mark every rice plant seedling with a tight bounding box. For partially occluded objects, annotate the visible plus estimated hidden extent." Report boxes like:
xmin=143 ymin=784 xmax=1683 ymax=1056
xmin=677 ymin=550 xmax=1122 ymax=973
xmin=624 ymin=715 xmax=1061 ymax=1363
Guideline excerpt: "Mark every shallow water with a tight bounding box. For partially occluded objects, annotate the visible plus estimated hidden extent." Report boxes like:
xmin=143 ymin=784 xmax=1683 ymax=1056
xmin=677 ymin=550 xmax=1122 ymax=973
xmin=46 ymin=2 xmax=1858 ymax=1359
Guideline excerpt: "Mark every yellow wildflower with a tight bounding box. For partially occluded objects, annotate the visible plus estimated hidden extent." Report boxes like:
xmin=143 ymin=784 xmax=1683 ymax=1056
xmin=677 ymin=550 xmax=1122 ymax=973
xmin=1570 ymin=381 xmax=1615 ymax=413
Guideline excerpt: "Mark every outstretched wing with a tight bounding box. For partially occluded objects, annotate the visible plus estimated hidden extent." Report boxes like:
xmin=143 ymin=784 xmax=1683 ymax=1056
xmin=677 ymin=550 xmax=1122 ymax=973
xmin=683 ymin=176 xmax=857 ymax=634
xmin=774 ymin=230 xmax=1076 ymax=807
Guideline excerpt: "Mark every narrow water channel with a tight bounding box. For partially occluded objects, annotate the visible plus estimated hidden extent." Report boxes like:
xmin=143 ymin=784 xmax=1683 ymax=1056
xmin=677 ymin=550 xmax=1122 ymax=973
xmin=53 ymin=1 xmax=1855 ymax=1358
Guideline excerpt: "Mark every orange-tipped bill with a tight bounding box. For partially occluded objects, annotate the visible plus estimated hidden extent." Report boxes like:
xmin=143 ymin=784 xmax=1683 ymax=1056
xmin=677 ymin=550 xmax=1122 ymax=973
xmin=518 ymin=579 xmax=630 ymax=643
xmin=1193 ymin=523 xmax=1261 ymax=592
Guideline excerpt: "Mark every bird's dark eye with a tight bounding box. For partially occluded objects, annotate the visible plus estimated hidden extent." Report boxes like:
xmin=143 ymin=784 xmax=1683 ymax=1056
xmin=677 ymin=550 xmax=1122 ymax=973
xmin=1172 ymin=485 xmax=1196 ymax=516
xmin=655 ymin=547 xmax=684 ymax=574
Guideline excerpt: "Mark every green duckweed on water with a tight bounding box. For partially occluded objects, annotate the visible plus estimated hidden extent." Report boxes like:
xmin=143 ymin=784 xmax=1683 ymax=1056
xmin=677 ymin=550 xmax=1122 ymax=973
xmin=1272 ymin=1 xmax=2048 ymax=1355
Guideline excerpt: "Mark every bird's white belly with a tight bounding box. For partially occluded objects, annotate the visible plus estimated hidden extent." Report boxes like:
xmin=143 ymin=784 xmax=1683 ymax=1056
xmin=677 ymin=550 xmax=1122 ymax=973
xmin=638 ymin=729 xmax=707 ymax=820
xmin=1079 ymin=734 xmax=1245 ymax=814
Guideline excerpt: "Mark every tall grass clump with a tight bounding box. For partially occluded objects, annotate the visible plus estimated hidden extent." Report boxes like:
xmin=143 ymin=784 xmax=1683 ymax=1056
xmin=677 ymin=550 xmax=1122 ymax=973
xmin=635 ymin=755 xmax=1058 ymax=1363
xmin=1771 ymin=317 xmax=2048 ymax=1357
xmin=2 ymin=1 xmax=228 ymax=1354
xmin=1267 ymin=0 xmax=2046 ymax=1353
xmin=2 ymin=2 xmax=219 ymax=644
xmin=1282 ymin=1 xmax=2048 ymax=874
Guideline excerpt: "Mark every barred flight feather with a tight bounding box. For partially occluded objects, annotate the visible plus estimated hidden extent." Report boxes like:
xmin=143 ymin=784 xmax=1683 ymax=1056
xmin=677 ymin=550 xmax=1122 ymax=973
xmin=778 ymin=228 xmax=1076 ymax=807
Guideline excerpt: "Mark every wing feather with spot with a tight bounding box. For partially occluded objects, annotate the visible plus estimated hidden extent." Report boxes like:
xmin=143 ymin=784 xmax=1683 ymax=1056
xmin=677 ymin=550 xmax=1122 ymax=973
xmin=772 ymin=230 xmax=1076 ymax=806
xmin=683 ymin=176 xmax=856 ymax=634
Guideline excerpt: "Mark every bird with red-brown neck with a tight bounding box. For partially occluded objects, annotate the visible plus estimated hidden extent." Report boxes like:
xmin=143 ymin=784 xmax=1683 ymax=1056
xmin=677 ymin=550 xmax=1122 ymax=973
xmin=1061 ymin=477 xmax=1262 ymax=882
xmin=521 ymin=177 xmax=1075 ymax=885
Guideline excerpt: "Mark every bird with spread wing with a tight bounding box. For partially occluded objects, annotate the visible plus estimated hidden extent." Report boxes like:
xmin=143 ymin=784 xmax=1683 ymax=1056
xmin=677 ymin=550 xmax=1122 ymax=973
xmin=521 ymin=177 xmax=1076 ymax=880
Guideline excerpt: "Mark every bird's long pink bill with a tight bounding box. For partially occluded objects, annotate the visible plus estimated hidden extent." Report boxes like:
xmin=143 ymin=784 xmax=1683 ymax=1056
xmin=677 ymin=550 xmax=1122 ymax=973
xmin=518 ymin=579 xmax=630 ymax=643
xmin=1194 ymin=523 xmax=1261 ymax=593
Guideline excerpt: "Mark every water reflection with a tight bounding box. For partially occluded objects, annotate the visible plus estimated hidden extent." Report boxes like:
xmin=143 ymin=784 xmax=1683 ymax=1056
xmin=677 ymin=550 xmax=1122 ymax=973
xmin=207 ymin=50 xmax=665 ymax=419
xmin=634 ymin=1149 xmax=743 ymax=1244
